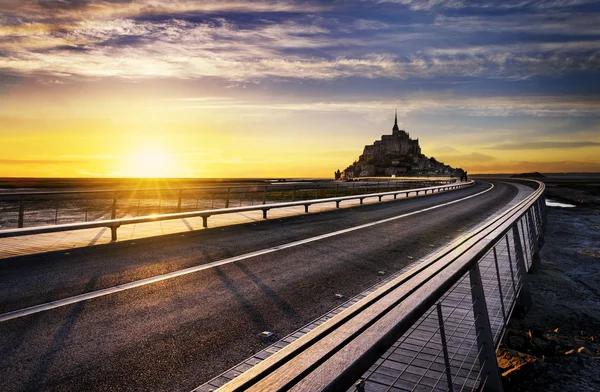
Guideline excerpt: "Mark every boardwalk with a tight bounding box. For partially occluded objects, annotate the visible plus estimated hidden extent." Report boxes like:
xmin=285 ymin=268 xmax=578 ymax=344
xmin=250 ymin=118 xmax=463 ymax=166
xmin=0 ymin=187 xmax=453 ymax=260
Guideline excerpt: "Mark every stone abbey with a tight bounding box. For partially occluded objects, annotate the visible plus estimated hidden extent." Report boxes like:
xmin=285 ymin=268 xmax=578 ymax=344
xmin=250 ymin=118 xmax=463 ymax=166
xmin=336 ymin=111 xmax=465 ymax=179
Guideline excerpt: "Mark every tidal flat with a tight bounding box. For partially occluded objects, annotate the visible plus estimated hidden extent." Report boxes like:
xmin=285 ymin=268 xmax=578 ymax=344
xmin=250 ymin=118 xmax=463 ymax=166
xmin=500 ymin=181 xmax=600 ymax=392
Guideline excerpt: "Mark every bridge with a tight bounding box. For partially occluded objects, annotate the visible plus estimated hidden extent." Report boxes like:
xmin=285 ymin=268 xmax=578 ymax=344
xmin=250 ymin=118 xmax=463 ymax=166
xmin=0 ymin=179 xmax=544 ymax=392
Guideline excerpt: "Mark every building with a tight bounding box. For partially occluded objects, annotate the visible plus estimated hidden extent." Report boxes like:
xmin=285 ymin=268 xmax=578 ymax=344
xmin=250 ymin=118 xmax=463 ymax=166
xmin=338 ymin=111 xmax=464 ymax=179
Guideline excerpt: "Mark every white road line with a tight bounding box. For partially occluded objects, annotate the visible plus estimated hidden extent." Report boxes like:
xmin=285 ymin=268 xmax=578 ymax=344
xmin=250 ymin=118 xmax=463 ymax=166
xmin=0 ymin=183 xmax=493 ymax=323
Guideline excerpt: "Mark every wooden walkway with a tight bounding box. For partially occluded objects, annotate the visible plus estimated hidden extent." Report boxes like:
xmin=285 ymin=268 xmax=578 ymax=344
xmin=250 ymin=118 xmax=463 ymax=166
xmin=0 ymin=195 xmax=401 ymax=260
xmin=194 ymin=183 xmax=535 ymax=392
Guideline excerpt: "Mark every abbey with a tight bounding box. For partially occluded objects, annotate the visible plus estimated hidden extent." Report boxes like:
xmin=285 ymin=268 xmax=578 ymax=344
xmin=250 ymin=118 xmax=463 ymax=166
xmin=361 ymin=111 xmax=421 ymax=160
xmin=336 ymin=111 xmax=465 ymax=179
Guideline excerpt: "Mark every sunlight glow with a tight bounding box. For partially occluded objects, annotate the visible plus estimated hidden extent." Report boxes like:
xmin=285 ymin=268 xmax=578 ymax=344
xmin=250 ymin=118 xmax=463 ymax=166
xmin=121 ymin=146 xmax=178 ymax=178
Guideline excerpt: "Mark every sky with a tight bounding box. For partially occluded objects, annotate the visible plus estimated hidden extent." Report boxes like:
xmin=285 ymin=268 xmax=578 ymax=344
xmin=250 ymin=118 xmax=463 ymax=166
xmin=0 ymin=0 xmax=599 ymax=178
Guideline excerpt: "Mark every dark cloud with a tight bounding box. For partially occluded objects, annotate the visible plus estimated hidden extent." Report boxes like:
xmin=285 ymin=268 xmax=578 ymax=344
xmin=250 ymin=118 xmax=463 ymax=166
xmin=38 ymin=0 xmax=133 ymax=9
xmin=485 ymin=141 xmax=600 ymax=150
xmin=437 ymin=152 xmax=496 ymax=162
xmin=38 ymin=0 xmax=90 ymax=9
xmin=0 ymin=70 xmax=22 ymax=93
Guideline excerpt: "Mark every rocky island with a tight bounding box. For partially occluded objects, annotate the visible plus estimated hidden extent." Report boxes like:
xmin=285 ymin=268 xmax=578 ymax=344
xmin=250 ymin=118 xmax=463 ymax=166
xmin=336 ymin=111 xmax=465 ymax=180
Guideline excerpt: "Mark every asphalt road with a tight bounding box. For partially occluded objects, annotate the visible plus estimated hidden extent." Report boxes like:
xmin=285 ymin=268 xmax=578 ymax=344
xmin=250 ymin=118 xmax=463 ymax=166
xmin=0 ymin=181 xmax=518 ymax=392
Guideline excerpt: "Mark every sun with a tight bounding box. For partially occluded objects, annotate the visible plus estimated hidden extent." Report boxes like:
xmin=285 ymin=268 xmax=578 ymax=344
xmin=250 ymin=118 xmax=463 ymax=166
xmin=122 ymin=145 xmax=177 ymax=178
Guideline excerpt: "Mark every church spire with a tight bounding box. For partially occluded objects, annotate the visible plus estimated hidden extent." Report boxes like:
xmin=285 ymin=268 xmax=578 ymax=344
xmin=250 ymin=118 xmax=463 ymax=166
xmin=392 ymin=109 xmax=400 ymax=132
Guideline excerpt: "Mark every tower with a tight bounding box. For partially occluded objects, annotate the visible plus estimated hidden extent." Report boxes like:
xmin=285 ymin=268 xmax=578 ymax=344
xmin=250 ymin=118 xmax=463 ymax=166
xmin=392 ymin=109 xmax=400 ymax=133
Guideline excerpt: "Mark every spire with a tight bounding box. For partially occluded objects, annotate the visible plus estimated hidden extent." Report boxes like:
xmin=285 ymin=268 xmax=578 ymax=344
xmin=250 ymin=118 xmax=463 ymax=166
xmin=392 ymin=109 xmax=400 ymax=132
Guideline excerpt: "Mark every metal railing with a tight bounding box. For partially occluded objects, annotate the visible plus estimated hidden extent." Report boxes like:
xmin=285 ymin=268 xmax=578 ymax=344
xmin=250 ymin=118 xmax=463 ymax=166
xmin=0 ymin=181 xmax=472 ymax=241
xmin=213 ymin=180 xmax=546 ymax=392
xmin=0 ymin=179 xmax=452 ymax=230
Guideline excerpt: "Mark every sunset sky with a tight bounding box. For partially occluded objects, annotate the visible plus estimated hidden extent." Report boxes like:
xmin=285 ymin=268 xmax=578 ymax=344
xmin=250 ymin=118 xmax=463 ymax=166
xmin=1 ymin=0 xmax=599 ymax=178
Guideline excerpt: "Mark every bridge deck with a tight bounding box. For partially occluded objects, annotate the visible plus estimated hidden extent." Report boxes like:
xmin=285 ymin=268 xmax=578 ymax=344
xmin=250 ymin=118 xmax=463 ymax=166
xmin=194 ymin=182 xmax=535 ymax=392
xmin=0 ymin=192 xmax=425 ymax=260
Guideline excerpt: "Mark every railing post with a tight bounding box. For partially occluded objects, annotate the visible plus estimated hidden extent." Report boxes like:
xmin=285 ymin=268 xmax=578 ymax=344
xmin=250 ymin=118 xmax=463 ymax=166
xmin=355 ymin=379 xmax=366 ymax=392
xmin=470 ymin=263 xmax=504 ymax=392
xmin=225 ymin=187 xmax=231 ymax=208
xmin=17 ymin=195 xmax=24 ymax=228
xmin=437 ymin=303 xmax=454 ymax=392
xmin=111 ymin=191 xmax=117 ymax=219
xmin=177 ymin=189 xmax=183 ymax=212
xmin=202 ymin=216 xmax=208 ymax=228
xmin=110 ymin=225 xmax=119 ymax=241
xmin=513 ymin=224 xmax=533 ymax=310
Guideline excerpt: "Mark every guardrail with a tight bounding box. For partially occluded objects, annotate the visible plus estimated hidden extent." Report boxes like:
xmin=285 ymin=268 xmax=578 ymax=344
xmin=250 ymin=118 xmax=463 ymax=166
xmin=0 ymin=179 xmax=451 ymax=229
xmin=212 ymin=180 xmax=546 ymax=392
xmin=0 ymin=181 xmax=472 ymax=241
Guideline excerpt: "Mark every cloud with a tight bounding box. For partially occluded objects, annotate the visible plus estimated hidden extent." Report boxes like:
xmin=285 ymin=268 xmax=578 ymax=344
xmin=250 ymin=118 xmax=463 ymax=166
xmin=433 ymin=146 xmax=460 ymax=153
xmin=0 ymin=1 xmax=327 ymax=20
xmin=485 ymin=141 xmax=600 ymax=150
xmin=0 ymin=0 xmax=599 ymax=82
xmin=436 ymin=152 xmax=497 ymax=162
xmin=163 ymin=95 xmax=600 ymax=117
xmin=377 ymin=0 xmax=599 ymax=11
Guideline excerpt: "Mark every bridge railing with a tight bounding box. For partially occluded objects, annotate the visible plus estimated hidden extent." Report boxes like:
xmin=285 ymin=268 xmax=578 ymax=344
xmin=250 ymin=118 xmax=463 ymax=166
xmin=0 ymin=181 xmax=473 ymax=241
xmin=0 ymin=179 xmax=452 ymax=230
xmin=213 ymin=180 xmax=546 ymax=392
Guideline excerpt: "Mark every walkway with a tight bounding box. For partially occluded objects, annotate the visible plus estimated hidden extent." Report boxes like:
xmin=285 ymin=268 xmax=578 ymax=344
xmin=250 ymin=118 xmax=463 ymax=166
xmin=0 ymin=190 xmax=439 ymax=260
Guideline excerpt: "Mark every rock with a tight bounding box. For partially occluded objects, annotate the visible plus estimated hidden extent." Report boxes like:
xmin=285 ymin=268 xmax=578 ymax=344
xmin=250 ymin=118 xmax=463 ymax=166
xmin=531 ymin=358 xmax=547 ymax=372
xmin=509 ymin=335 xmax=528 ymax=351
xmin=531 ymin=327 xmax=546 ymax=339
xmin=532 ymin=337 xmax=549 ymax=350
xmin=577 ymin=347 xmax=595 ymax=357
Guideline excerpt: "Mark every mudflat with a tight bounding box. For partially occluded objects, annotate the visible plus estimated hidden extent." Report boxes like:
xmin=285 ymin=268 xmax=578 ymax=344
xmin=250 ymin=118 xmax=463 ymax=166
xmin=500 ymin=181 xmax=600 ymax=392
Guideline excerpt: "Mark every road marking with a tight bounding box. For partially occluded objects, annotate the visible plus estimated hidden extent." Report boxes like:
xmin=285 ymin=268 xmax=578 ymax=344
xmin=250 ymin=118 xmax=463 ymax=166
xmin=0 ymin=184 xmax=493 ymax=323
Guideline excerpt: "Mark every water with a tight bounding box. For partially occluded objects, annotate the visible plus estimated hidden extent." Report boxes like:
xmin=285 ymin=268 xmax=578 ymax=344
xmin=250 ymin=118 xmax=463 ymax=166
xmin=546 ymin=199 xmax=576 ymax=208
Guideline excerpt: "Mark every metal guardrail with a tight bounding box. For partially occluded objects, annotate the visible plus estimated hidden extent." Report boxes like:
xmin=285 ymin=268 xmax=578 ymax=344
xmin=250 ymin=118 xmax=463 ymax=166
xmin=213 ymin=180 xmax=546 ymax=392
xmin=0 ymin=182 xmax=472 ymax=241
xmin=0 ymin=179 xmax=450 ymax=229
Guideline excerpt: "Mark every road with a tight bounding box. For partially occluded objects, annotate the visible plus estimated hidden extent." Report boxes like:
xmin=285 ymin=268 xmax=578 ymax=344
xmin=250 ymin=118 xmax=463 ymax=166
xmin=0 ymin=181 xmax=517 ymax=392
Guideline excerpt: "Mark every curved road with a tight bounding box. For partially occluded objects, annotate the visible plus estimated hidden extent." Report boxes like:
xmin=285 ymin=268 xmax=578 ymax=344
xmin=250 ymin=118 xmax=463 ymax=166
xmin=0 ymin=181 xmax=517 ymax=392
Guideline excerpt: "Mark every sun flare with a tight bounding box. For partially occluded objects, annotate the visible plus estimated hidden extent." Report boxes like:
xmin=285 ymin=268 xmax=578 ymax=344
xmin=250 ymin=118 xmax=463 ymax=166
xmin=122 ymin=146 xmax=177 ymax=178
